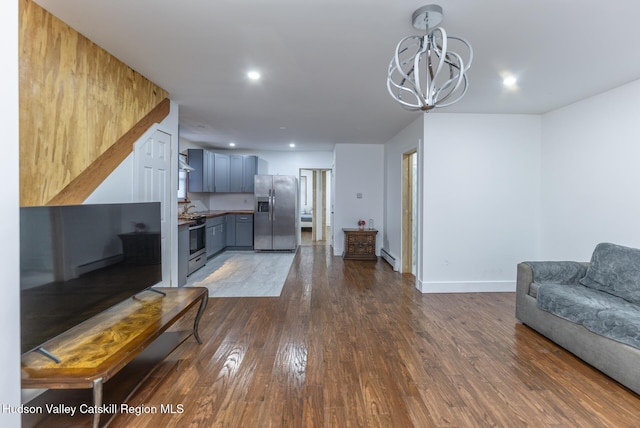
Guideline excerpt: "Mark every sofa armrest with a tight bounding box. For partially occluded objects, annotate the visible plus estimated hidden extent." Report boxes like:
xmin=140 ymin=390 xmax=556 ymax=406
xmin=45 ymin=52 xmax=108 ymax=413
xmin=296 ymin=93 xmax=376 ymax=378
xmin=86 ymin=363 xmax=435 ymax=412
xmin=523 ymin=261 xmax=588 ymax=285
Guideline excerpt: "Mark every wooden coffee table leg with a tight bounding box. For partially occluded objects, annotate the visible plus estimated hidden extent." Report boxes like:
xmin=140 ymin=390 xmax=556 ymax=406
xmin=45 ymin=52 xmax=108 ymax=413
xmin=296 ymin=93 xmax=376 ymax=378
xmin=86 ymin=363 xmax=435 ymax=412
xmin=193 ymin=294 xmax=208 ymax=344
xmin=92 ymin=378 xmax=103 ymax=428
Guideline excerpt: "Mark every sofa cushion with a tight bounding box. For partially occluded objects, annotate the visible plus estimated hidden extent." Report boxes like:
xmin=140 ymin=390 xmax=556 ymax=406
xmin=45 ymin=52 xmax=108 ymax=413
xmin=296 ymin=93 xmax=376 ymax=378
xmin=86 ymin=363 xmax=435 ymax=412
xmin=537 ymin=283 xmax=610 ymax=324
xmin=582 ymin=307 xmax=640 ymax=350
xmin=537 ymin=282 xmax=640 ymax=349
xmin=579 ymin=242 xmax=640 ymax=304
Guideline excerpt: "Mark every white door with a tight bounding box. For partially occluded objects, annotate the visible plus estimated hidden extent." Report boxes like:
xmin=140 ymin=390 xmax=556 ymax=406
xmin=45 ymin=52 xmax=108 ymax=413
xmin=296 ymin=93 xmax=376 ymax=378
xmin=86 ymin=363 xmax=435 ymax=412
xmin=134 ymin=129 xmax=171 ymax=284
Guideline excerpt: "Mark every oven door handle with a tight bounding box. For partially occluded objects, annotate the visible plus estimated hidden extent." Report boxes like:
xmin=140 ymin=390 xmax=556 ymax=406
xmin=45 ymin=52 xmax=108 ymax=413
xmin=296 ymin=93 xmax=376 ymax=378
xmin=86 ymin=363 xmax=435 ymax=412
xmin=189 ymin=223 xmax=206 ymax=231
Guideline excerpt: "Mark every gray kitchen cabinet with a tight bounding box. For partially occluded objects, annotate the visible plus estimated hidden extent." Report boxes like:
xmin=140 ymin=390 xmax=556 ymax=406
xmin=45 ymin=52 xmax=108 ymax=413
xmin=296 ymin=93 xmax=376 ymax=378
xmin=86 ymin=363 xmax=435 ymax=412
xmin=187 ymin=150 xmax=257 ymax=194
xmin=212 ymin=223 xmax=225 ymax=254
xmin=205 ymin=224 xmax=213 ymax=256
xmin=214 ymin=153 xmax=229 ymax=192
xmin=223 ymin=214 xmax=253 ymax=249
xmin=207 ymin=150 xmax=216 ymax=191
xmin=229 ymin=155 xmax=244 ymax=192
xmin=226 ymin=214 xmax=236 ymax=246
xmin=235 ymin=214 xmax=254 ymax=247
xmin=206 ymin=216 xmax=226 ymax=258
xmin=187 ymin=148 xmax=215 ymax=192
xmin=243 ymin=155 xmax=258 ymax=193
xmin=229 ymin=155 xmax=257 ymax=193
xmin=178 ymin=224 xmax=189 ymax=286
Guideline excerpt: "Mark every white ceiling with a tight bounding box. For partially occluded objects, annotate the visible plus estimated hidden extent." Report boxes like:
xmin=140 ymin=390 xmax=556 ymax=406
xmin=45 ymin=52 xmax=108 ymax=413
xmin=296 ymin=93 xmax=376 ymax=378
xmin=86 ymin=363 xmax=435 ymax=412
xmin=34 ymin=0 xmax=640 ymax=151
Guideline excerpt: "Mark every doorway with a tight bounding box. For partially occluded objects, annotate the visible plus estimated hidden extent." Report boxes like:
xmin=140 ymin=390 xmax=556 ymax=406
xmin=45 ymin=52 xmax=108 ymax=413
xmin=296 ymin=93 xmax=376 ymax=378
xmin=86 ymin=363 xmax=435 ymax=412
xmin=299 ymin=168 xmax=332 ymax=246
xmin=401 ymin=151 xmax=418 ymax=274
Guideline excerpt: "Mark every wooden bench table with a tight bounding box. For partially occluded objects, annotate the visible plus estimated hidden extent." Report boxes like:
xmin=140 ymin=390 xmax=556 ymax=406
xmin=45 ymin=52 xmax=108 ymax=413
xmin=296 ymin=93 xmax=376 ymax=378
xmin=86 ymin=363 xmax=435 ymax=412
xmin=21 ymin=287 xmax=208 ymax=428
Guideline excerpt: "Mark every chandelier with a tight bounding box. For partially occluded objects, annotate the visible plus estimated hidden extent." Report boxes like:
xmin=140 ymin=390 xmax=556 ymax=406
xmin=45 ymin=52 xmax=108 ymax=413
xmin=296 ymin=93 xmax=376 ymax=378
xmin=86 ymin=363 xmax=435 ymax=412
xmin=387 ymin=5 xmax=473 ymax=111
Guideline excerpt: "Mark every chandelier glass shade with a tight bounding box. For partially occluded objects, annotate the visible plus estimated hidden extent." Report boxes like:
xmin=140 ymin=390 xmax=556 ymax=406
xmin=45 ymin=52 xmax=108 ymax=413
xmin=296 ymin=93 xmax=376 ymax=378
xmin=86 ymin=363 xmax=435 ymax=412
xmin=387 ymin=5 xmax=473 ymax=112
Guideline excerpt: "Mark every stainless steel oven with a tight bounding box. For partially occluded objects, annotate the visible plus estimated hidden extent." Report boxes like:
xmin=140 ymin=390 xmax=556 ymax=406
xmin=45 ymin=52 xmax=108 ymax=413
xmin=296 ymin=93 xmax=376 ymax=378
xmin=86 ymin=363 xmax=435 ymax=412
xmin=188 ymin=216 xmax=206 ymax=275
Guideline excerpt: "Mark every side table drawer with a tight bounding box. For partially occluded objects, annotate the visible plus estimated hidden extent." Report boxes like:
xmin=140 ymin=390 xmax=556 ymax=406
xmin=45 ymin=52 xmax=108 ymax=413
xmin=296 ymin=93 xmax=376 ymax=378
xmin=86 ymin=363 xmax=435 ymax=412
xmin=347 ymin=234 xmax=375 ymax=256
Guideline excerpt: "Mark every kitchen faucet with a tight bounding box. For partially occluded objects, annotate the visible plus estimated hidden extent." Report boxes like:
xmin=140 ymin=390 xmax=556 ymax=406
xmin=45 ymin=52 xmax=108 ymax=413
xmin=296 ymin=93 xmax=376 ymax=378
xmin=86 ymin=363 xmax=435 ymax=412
xmin=183 ymin=204 xmax=195 ymax=214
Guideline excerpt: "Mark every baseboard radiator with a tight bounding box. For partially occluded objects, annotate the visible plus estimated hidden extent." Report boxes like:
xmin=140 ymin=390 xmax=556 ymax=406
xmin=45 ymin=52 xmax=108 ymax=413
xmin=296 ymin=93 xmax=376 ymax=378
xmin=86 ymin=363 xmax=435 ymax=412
xmin=380 ymin=248 xmax=397 ymax=270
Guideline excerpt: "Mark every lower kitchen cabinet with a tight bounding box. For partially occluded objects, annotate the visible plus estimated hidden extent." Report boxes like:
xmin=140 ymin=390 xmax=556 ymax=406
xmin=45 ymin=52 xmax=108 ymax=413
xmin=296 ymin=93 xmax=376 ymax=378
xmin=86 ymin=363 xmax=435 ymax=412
xmin=226 ymin=214 xmax=236 ymax=246
xmin=235 ymin=214 xmax=254 ymax=247
xmin=203 ymin=213 xmax=254 ymax=260
xmin=224 ymin=214 xmax=253 ymax=249
xmin=206 ymin=216 xmax=226 ymax=258
xmin=178 ymin=224 xmax=189 ymax=286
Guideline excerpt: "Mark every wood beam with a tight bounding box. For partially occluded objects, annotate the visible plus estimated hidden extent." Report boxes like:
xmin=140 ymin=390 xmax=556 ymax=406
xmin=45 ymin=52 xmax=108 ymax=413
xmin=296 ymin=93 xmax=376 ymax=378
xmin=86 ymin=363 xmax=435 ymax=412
xmin=47 ymin=98 xmax=170 ymax=205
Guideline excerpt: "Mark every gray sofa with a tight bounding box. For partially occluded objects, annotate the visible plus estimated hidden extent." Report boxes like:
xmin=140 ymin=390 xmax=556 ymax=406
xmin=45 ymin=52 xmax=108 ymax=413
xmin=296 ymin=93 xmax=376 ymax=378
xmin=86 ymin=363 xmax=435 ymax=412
xmin=516 ymin=242 xmax=640 ymax=395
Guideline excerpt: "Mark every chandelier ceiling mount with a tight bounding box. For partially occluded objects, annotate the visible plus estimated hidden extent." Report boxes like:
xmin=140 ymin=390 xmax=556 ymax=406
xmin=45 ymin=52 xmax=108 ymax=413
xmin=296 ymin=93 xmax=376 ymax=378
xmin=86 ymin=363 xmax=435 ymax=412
xmin=387 ymin=4 xmax=473 ymax=112
xmin=411 ymin=4 xmax=443 ymax=31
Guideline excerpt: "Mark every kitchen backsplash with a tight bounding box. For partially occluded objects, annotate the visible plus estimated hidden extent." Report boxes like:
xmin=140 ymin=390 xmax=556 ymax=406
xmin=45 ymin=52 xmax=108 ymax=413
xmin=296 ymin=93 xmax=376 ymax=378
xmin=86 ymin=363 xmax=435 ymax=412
xmin=184 ymin=199 xmax=208 ymax=213
xmin=181 ymin=194 xmax=256 ymax=212
xmin=208 ymin=193 xmax=255 ymax=211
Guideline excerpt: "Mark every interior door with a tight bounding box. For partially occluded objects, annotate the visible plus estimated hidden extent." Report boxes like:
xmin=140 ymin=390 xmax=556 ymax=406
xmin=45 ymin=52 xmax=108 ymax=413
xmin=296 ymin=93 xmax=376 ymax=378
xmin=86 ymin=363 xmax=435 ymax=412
xmin=134 ymin=129 xmax=171 ymax=284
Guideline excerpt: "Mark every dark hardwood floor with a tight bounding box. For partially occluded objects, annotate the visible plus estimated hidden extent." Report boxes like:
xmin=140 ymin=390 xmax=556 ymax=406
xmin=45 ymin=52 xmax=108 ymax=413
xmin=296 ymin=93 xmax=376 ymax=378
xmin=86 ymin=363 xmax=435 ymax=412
xmin=301 ymin=229 xmax=330 ymax=246
xmin=111 ymin=245 xmax=639 ymax=427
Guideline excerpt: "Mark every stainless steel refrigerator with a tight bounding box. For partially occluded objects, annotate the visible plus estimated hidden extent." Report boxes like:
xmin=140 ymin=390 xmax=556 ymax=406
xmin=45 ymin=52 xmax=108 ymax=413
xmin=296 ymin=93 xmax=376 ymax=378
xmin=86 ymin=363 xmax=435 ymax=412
xmin=254 ymin=175 xmax=298 ymax=251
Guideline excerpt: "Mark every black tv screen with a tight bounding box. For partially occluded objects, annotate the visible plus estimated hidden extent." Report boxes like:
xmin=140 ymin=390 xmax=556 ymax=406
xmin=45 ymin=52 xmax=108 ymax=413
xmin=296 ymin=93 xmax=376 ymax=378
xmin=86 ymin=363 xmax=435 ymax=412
xmin=20 ymin=202 xmax=162 ymax=355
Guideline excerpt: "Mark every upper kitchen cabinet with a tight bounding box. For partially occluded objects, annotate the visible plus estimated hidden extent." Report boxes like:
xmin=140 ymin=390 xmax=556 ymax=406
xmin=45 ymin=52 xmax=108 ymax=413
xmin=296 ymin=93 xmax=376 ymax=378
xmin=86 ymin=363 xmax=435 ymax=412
xmin=186 ymin=149 xmax=257 ymax=193
xmin=243 ymin=155 xmax=258 ymax=193
xmin=229 ymin=155 xmax=243 ymax=192
xmin=213 ymin=153 xmax=229 ymax=193
xmin=229 ymin=154 xmax=258 ymax=193
xmin=187 ymin=148 xmax=214 ymax=192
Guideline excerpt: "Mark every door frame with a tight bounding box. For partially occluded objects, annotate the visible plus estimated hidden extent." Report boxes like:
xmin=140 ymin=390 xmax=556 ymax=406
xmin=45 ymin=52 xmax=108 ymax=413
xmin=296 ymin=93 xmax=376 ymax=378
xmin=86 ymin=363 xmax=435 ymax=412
xmin=401 ymin=150 xmax=417 ymax=274
xmin=299 ymin=167 xmax=333 ymax=243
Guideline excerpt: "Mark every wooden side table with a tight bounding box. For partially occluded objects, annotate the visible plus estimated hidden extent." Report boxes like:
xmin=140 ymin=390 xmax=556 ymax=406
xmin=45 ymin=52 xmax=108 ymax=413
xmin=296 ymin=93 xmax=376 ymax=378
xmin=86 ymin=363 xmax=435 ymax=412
xmin=342 ymin=228 xmax=378 ymax=260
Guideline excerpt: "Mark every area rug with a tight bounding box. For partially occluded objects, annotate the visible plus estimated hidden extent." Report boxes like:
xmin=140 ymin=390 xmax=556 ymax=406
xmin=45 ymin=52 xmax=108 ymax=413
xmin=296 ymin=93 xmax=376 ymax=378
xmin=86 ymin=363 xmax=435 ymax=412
xmin=186 ymin=250 xmax=296 ymax=297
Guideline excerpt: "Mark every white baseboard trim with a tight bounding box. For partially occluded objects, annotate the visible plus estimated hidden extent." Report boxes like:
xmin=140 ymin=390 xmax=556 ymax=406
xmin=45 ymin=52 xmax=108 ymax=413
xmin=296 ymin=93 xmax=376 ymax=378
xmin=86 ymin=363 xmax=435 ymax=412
xmin=416 ymin=280 xmax=515 ymax=293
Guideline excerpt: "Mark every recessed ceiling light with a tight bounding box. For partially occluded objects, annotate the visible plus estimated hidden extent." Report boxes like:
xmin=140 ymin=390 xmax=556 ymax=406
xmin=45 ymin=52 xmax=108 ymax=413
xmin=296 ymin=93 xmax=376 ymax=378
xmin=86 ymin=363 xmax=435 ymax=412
xmin=289 ymin=143 xmax=296 ymax=148
xmin=229 ymin=142 xmax=236 ymax=147
xmin=503 ymin=75 xmax=518 ymax=88
xmin=247 ymin=70 xmax=261 ymax=81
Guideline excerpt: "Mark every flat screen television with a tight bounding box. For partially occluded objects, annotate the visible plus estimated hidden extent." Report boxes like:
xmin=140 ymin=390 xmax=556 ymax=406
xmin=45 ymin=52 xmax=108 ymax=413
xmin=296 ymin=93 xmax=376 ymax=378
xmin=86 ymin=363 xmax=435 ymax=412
xmin=20 ymin=202 xmax=162 ymax=356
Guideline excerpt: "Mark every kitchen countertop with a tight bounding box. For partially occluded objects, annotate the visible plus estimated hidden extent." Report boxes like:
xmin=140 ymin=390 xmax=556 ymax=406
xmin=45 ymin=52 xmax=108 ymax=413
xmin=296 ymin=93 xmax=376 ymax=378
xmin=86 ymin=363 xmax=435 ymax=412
xmin=178 ymin=210 xmax=254 ymax=227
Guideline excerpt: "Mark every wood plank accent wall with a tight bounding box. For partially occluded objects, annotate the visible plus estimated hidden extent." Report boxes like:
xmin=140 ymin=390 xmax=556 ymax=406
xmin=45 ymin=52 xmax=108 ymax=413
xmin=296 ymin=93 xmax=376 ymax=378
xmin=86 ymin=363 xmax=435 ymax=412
xmin=19 ymin=0 xmax=169 ymax=206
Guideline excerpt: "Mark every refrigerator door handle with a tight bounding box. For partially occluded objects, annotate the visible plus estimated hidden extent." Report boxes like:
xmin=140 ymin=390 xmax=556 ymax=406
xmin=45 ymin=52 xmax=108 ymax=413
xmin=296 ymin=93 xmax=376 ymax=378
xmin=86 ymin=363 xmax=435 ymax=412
xmin=272 ymin=189 xmax=276 ymax=222
xmin=268 ymin=189 xmax=272 ymax=221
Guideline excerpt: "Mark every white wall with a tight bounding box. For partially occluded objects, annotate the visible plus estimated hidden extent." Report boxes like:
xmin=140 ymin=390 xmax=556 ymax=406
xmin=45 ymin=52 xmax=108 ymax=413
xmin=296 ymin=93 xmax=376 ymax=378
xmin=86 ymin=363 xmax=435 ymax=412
xmin=85 ymin=156 xmax=135 ymax=202
xmin=383 ymin=116 xmax=423 ymax=270
xmin=333 ymin=144 xmax=385 ymax=256
xmin=419 ymin=113 xmax=541 ymax=292
xmin=253 ymin=150 xmax=333 ymax=176
xmin=1 ymin=0 xmax=22 ymax=423
xmin=541 ymin=79 xmax=640 ymax=261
